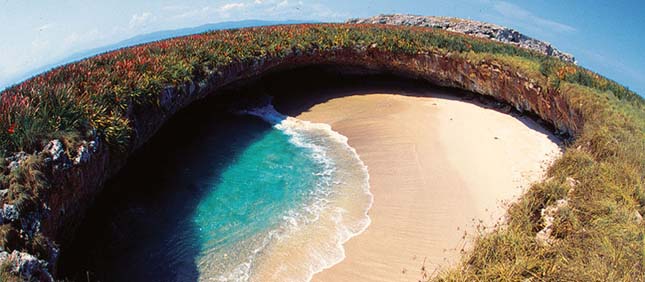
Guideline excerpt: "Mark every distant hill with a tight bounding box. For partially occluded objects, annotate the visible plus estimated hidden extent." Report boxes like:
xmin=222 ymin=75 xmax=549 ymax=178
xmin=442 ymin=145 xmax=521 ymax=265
xmin=3 ymin=19 xmax=312 ymax=91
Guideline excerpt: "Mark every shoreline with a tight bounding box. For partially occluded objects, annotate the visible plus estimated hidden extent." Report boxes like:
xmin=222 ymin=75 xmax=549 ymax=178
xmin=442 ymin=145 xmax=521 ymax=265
xmin=239 ymin=105 xmax=374 ymax=282
xmin=276 ymin=89 xmax=562 ymax=281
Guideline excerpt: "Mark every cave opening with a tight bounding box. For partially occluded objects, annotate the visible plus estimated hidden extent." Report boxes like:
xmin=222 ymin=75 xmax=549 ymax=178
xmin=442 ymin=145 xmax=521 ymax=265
xmin=57 ymin=66 xmax=560 ymax=281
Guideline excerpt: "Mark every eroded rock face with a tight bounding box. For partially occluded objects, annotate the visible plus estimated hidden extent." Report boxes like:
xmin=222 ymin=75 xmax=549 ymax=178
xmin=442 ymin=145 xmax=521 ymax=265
xmin=0 ymin=204 xmax=19 ymax=224
xmin=348 ymin=14 xmax=576 ymax=63
xmin=6 ymin=152 xmax=28 ymax=172
xmin=0 ymin=33 xmax=585 ymax=280
xmin=0 ymin=251 xmax=54 ymax=281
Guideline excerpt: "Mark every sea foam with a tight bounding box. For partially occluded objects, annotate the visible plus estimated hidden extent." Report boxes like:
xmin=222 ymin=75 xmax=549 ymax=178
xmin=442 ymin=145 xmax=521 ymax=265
xmin=198 ymin=103 xmax=372 ymax=282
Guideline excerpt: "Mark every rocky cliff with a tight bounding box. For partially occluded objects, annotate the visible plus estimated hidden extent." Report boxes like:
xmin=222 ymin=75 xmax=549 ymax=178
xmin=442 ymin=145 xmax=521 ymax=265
xmin=0 ymin=24 xmax=589 ymax=280
xmin=348 ymin=14 xmax=576 ymax=63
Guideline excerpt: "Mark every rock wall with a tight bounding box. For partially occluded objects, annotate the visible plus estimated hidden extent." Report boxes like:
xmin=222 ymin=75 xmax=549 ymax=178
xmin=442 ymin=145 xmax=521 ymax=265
xmin=2 ymin=46 xmax=584 ymax=280
xmin=348 ymin=14 xmax=576 ymax=63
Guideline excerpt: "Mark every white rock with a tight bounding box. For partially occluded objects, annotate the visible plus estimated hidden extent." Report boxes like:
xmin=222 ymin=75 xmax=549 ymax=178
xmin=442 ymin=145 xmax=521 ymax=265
xmin=348 ymin=15 xmax=576 ymax=63
xmin=44 ymin=140 xmax=64 ymax=161
xmin=535 ymin=199 xmax=568 ymax=246
xmin=1 ymin=204 xmax=19 ymax=223
xmin=74 ymin=142 xmax=90 ymax=165
xmin=634 ymin=210 xmax=643 ymax=224
xmin=0 ymin=250 xmax=53 ymax=281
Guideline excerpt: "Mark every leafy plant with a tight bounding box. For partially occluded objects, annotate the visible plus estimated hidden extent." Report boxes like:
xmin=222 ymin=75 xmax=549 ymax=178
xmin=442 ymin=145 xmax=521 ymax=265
xmin=0 ymin=24 xmax=642 ymax=280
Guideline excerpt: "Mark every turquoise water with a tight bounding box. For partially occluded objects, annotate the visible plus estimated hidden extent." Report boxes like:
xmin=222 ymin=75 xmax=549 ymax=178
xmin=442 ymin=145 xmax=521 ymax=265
xmin=193 ymin=127 xmax=333 ymax=279
xmin=195 ymin=128 xmax=323 ymax=250
xmin=61 ymin=103 xmax=371 ymax=282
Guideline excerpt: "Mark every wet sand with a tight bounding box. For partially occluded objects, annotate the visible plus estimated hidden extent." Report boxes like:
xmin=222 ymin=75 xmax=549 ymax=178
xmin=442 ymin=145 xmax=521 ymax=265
xmin=284 ymin=90 xmax=562 ymax=281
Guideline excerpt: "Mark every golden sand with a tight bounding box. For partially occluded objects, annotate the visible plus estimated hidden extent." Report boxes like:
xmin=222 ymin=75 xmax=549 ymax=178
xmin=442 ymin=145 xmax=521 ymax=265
xmin=286 ymin=91 xmax=562 ymax=282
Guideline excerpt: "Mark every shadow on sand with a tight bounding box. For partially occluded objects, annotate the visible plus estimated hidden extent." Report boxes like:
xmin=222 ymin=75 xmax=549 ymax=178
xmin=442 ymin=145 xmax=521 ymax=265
xmin=58 ymin=66 xmax=562 ymax=282
xmin=264 ymin=67 xmax=563 ymax=144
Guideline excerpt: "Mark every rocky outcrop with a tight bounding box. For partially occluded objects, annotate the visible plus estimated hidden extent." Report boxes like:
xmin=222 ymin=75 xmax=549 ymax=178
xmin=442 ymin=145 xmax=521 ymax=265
xmin=348 ymin=14 xmax=576 ymax=63
xmin=0 ymin=27 xmax=585 ymax=280
xmin=536 ymin=199 xmax=569 ymax=246
xmin=0 ymin=251 xmax=53 ymax=281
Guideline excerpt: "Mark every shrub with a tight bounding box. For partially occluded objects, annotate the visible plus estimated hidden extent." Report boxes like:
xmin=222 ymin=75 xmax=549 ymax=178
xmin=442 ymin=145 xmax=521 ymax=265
xmin=0 ymin=24 xmax=642 ymax=281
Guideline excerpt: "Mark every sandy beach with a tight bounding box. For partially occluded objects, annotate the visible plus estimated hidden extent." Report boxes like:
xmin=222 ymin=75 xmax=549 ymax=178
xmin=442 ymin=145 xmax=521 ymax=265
xmin=280 ymin=89 xmax=562 ymax=281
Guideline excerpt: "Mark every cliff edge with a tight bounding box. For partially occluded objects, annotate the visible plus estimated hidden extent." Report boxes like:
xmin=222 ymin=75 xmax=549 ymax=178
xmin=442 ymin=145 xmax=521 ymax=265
xmin=0 ymin=21 xmax=641 ymax=281
xmin=348 ymin=14 xmax=576 ymax=63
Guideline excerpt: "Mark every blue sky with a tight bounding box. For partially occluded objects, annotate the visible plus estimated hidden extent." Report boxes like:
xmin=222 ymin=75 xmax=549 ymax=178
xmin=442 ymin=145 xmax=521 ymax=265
xmin=0 ymin=0 xmax=643 ymax=96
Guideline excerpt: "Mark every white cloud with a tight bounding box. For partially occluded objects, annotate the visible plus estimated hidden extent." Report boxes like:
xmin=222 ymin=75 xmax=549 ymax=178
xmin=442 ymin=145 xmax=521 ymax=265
xmin=493 ymin=1 xmax=576 ymax=33
xmin=63 ymin=33 xmax=79 ymax=48
xmin=129 ymin=12 xmax=154 ymax=29
xmin=36 ymin=23 xmax=54 ymax=32
xmin=31 ymin=38 xmax=49 ymax=49
xmin=173 ymin=6 xmax=212 ymax=20
xmin=162 ymin=5 xmax=189 ymax=12
xmin=257 ymin=0 xmax=345 ymax=20
xmin=169 ymin=0 xmax=342 ymax=22
xmin=220 ymin=3 xmax=246 ymax=12
xmin=580 ymin=50 xmax=643 ymax=86
xmin=0 ymin=0 xmax=347 ymax=90
xmin=62 ymin=29 xmax=101 ymax=49
xmin=307 ymin=3 xmax=347 ymax=21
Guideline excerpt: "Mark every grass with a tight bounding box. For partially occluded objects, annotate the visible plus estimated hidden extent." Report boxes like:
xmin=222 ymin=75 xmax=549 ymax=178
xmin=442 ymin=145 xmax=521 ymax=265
xmin=435 ymin=83 xmax=645 ymax=281
xmin=0 ymin=24 xmax=642 ymax=280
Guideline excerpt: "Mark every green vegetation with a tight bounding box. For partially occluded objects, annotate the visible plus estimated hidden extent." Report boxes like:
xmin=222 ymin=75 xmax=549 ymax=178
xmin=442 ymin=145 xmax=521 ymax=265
xmin=0 ymin=24 xmax=641 ymax=153
xmin=0 ymin=24 xmax=643 ymax=280
xmin=435 ymin=69 xmax=645 ymax=280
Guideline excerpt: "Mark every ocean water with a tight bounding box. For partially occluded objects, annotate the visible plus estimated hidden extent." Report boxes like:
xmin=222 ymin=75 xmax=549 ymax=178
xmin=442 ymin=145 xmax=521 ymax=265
xmin=61 ymin=103 xmax=371 ymax=282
